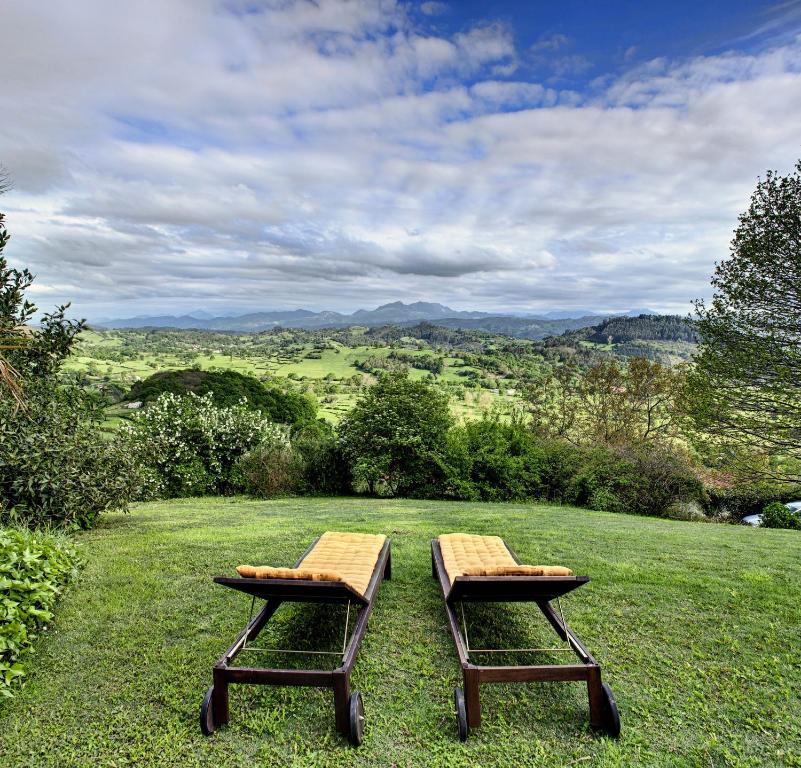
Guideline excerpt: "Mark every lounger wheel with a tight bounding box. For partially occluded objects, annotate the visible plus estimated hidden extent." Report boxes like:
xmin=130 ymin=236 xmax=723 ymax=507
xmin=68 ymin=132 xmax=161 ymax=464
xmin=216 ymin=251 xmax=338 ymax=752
xmin=200 ymin=685 xmax=216 ymax=736
xmin=600 ymin=682 xmax=621 ymax=738
xmin=454 ymin=687 xmax=469 ymax=742
xmin=348 ymin=691 xmax=365 ymax=746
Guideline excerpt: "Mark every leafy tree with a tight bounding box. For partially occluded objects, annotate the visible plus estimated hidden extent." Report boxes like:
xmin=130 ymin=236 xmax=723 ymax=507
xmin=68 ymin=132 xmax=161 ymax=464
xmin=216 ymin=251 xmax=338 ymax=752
xmin=0 ymin=199 xmax=135 ymax=528
xmin=528 ymin=357 xmax=683 ymax=447
xmin=338 ymin=372 xmax=454 ymax=496
xmin=684 ymin=161 xmax=801 ymax=482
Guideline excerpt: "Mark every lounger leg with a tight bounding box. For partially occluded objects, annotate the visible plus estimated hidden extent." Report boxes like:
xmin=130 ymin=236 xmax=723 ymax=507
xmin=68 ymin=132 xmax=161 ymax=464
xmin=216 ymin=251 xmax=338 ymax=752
xmin=333 ymin=672 xmax=351 ymax=735
xmin=463 ymin=667 xmax=481 ymax=728
xmin=586 ymin=665 xmax=604 ymax=729
xmin=212 ymin=667 xmax=230 ymax=726
xmin=384 ymin=546 xmax=392 ymax=580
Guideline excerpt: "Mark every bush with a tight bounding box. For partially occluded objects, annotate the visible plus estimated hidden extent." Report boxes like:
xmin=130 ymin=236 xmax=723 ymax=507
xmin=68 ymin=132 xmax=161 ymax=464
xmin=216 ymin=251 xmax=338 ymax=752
xmin=237 ymin=439 xmax=302 ymax=498
xmin=706 ymin=482 xmax=797 ymax=520
xmin=0 ymin=527 xmax=79 ymax=697
xmin=292 ymin=422 xmax=353 ymax=496
xmin=121 ymin=392 xmax=285 ymax=499
xmin=0 ymin=382 xmax=137 ymax=529
xmin=459 ymin=416 xmax=546 ymax=501
xmin=760 ymin=501 xmax=801 ymax=530
xmin=0 ymin=210 xmax=132 ymax=529
xmin=570 ymin=444 xmax=704 ymax=517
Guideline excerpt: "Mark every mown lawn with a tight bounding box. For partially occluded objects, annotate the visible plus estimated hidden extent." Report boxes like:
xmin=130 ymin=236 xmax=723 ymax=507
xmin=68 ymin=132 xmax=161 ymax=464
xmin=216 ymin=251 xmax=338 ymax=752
xmin=1 ymin=497 xmax=800 ymax=767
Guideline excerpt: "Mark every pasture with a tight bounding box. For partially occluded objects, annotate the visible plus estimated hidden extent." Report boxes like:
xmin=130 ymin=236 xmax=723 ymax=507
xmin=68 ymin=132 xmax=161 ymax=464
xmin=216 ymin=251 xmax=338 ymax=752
xmin=64 ymin=331 xmax=516 ymax=424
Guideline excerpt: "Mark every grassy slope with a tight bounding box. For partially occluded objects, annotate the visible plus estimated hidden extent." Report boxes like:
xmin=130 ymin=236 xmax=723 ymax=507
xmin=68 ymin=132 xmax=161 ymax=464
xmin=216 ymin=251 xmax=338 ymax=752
xmin=1 ymin=498 xmax=799 ymax=768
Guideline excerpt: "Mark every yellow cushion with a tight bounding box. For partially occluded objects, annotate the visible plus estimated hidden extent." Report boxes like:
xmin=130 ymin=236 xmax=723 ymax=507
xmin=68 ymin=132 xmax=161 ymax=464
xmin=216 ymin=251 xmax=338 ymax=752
xmin=461 ymin=565 xmax=574 ymax=577
xmin=235 ymin=565 xmax=343 ymax=582
xmin=237 ymin=531 xmax=386 ymax=596
xmin=438 ymin=533 xmax=572 ymax=585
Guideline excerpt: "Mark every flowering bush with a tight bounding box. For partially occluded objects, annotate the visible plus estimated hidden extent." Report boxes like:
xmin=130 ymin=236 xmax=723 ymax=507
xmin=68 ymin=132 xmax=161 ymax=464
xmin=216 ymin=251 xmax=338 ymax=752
xmin=120 ymin=392 xmax=287 ymax=499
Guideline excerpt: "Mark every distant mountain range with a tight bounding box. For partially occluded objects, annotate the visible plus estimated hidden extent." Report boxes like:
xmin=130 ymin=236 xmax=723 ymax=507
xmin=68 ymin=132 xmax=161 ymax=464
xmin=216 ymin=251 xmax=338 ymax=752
xmin=96 ymin=301 xmax=658 ymax=340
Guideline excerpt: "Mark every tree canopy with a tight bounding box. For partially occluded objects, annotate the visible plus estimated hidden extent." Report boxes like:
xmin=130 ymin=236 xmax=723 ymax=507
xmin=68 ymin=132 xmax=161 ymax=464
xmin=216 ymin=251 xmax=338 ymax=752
xmin=338 ymin=372 xmax=453 ymax=496
xmin=127 ymin=368 xmax=317 ymax=426
xmin=685 ymin=160 xmax=801 ymax=481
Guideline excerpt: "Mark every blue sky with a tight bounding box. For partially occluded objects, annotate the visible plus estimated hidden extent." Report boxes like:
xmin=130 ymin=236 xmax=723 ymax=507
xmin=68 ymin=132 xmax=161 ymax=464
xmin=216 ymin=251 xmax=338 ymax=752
xmin=1 ymin=0 xmax=801 ymax=319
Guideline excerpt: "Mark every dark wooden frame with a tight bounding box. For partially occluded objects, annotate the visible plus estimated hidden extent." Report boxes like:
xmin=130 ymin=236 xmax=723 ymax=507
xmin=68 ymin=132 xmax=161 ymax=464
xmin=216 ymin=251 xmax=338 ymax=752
xmin=203 ymin=536 xmax=391 ymax=741
xmin=431 ymin=538 xmax=620 ymax=737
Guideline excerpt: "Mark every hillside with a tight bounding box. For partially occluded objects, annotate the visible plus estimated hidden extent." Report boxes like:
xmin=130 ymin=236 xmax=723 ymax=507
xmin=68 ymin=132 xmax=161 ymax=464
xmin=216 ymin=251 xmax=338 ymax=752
xmin=66 ymin=314 xmax=697 ymax=429
xmin=99 ymin=301 xmax=655 ymax=339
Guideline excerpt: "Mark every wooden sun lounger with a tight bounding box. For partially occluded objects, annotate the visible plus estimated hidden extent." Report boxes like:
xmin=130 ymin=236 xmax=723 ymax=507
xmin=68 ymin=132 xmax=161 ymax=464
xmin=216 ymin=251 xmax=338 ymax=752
xmin=431 ymin=535 xmax=620 ymax=740
xmin=201 ymin=533 xmax=391 ymax=746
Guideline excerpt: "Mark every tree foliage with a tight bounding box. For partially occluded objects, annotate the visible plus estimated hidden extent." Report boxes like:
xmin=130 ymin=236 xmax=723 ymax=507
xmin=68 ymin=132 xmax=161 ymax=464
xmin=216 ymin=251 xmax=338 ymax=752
xmin=127 ymin=368 xmax=317 ymax=425
xmin=685 ymin=161 xmax=801 ymax=481
xmin=0 ymin=204 xmax=135 ymax=528
xmin=527 ymin=357 xmax=683 ymax=447
xmin=338 ymin=372 xmax=453 ymax=496
xmin=120 ymin=392 xmax=285 ymax=499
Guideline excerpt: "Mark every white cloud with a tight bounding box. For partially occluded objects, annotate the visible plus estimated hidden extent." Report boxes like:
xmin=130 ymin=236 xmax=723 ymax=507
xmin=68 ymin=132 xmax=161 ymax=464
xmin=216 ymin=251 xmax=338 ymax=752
xmin=0 ymin=1 xmax=800 ymax=318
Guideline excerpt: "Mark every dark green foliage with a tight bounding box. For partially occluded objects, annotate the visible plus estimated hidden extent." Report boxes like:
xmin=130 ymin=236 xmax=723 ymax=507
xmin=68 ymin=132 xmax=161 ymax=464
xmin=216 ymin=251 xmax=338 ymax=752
xmin=0 ymin=210 xmax=133 ymax=529
xmin=0 ymin=527 xmax=78 ymax=697
xmin=588 ymin=314 xmax=697 ymax=344
xmin=338 ymin=372 xmax=454 ymax=496
xmin=704 ymin=482 xmax=796 ymax=520
xmin=388 ymin=350 xmax=443 ymax=374
xmin=459 ymin=416 xmax=546 ymax=501
xmin=292 ymin=422 xmax=353 ymax=495
xmin=127 ymin=369 xmax=317 ymax=425
xmin=237 ymin=441 xmax=303 ymax=498
xmin=447 ymin=418 xmax=702 ymax=515
xmin=569 ymin=444 xmax=703 ymax=517
xmin=685 ymin=160 xmax=801 ymax=481
xmin=760 ymin=501 xmax=801 ymax=530
xmin=0 ymin=383 xmax=136 ymax=529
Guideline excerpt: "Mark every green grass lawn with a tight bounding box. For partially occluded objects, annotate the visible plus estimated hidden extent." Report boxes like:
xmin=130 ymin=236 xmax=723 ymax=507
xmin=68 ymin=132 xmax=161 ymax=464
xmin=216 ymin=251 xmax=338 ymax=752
xmin=2 ymin=498 xmax=800 ymax=767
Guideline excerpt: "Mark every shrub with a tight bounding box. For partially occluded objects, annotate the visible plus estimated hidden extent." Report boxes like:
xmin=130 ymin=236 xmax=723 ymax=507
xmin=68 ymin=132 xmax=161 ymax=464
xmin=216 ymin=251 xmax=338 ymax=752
xmin=0 ymin=527 xmax=79 ymax=697
xmin=706 ymin=482 xmax=797 ymax=520
xmin=121 ymin=392 xmax=285 ymax=499
xmin=292 ymin=422 xmax=353 ymax=495
xmin=237 ymin=438 xmax=302 ymax=498
xmin=459 ymin=416 xmax=546 ymax=501
xmin=760 ymin=501 xmax=801 ymax=530
xmin=0 ymin=382 xmax=137 ymax=529
xmin=570 ymin=444 xmax=704 ymax=517
xmin=0 ymin=210 xmax=132 ymax=529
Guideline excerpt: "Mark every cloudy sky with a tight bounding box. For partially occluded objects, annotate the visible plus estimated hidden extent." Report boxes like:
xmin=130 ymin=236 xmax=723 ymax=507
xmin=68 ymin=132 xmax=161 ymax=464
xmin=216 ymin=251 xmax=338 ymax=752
xmin=2 ymin=0 xmax=801 ymax=320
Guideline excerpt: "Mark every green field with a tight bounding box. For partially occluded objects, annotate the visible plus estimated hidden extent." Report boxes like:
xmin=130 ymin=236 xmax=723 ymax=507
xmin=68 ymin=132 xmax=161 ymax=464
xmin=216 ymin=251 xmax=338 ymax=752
xmin=1 ymin=498 xmax=799 ymax=767
xmin=64 ymin=331 xmax=517 ymax=424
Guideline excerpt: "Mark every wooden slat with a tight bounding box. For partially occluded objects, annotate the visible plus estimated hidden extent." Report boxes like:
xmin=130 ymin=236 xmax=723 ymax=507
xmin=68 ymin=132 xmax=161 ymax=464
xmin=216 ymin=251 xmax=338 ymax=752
xmin=478 ymin=664 xmax=593 ymax=683
xmin=213 ymin=576 xmax=367 ymax=605
xmin=448 ymin=574 xmax=589 ymax=603
xmin=222 ymin=667 xmax=334 ymax=686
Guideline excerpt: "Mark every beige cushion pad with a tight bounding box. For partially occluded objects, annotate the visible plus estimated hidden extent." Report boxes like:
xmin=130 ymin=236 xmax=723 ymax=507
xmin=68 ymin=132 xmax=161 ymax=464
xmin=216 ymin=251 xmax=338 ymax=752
xmin=237 ymin=531 xmax=386 ymax=596
xmin=438 ymin=533 xmax=572 ymax=586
